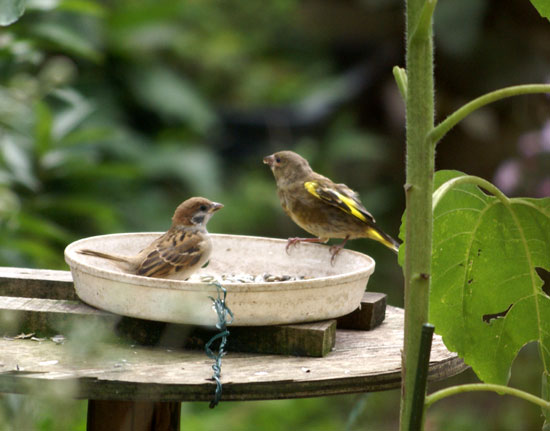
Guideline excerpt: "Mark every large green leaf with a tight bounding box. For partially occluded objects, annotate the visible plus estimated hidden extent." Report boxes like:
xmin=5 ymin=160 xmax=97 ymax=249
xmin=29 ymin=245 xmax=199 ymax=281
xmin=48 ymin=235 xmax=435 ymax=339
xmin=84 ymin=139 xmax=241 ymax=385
xmin=127 ymin=65 xmax=216 ymax=134
xmin=0 ymin=0 xmax=26 ymax=26
xmin=430 ymin=170 xmax=550 ymax=384
xmin=529 ymin=0 xmax=550 ymax=20
xmin=31 ymin=22 xmax=102 ymax=62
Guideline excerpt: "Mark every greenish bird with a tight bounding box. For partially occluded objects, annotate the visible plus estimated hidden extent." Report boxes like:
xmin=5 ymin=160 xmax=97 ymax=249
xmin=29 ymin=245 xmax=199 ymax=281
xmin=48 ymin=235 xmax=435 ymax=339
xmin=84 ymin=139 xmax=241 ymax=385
xmin=264 ymin=150 xmax=399 ymax=263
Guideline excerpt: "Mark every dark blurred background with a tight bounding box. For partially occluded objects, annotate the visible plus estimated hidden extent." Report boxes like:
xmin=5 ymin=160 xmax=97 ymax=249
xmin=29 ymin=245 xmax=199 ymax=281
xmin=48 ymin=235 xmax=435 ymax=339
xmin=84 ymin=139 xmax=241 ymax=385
xmin=0 ymin=0 xmax=549 ymax=429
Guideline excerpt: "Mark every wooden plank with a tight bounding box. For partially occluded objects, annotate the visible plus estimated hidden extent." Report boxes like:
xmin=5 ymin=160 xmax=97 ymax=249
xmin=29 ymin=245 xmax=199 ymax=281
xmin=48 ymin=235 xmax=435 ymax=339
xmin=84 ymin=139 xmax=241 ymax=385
xmin=120 ymin=319 xmax=337 ymax=357
xmin=87 ymin=400 xmax=181 ymax=431
xmin=0 ymin=306 xmax=468 ymax=402
xmin=0 ymin=296 xmax=119 ymax=336
xmin=0 ymin=263 xmax=339 ymax=357
xmin=1 ymin=296 xmax=335 ymax=357
xmin=227 ymin=320 xmax=336 ymax=357
xmin=336 ymin=292 xmax=386 ymax=330
xmin=0 ymin=267 xmax=75 ymax=300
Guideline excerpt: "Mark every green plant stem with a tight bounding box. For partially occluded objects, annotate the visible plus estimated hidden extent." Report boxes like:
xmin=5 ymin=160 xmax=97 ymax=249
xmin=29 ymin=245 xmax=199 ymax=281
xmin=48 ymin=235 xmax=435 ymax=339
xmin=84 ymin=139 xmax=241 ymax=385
xmin=400 ymin=0 xmax=435 ymax=428
xmin=410 ymin=0 xmax=438 ymax=42
xmin=430 ymin=84 xmax=550 ymax=146
xmin=425 ymin=384 xmax=550 ymax=410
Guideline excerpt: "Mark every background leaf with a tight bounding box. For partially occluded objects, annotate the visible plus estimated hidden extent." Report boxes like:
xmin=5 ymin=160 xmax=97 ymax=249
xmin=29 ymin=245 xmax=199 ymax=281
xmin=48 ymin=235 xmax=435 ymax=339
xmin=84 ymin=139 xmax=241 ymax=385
xmin=31 ymin=22 xmax=102 ymax=62
xmin=430 ymin=170 xmax=550 ymax=384
xmin=127 ymin=65 xmax=216 ymax=134
xmin=0 ymin=0 xmax=26 ymax=26
xmin=529 ymin=0 xmax=550 ymax=21
xmin=0 ymin=135 xmax=38 ymax=190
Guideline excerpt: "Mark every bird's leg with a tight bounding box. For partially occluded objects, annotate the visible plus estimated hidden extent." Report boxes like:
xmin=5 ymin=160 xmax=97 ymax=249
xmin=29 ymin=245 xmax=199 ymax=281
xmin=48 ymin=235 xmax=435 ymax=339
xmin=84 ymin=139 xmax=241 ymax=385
xmin=285 ymin=237 xmax=326 ymax=253
xmin=329 ymin=236 xmax=350 ymax=265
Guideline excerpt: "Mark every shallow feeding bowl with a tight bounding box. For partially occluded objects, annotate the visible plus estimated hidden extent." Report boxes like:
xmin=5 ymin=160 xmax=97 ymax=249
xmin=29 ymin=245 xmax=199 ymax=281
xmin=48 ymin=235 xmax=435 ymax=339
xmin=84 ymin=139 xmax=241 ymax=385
xmin=64 ymin=233 xmax=375 ymax=326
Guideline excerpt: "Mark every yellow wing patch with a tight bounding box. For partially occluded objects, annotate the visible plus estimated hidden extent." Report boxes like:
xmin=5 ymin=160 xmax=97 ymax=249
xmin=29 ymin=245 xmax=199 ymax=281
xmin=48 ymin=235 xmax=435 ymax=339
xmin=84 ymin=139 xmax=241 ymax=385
xmin=304 ymin=181 xmax=369 ymax=223
xmin=304 ymin=180 xmax=399 ymax=253
xmin=337 ymin=193 xmax=369 ymax=222
xmin=304 ymin=181 xmax=321 ymax=198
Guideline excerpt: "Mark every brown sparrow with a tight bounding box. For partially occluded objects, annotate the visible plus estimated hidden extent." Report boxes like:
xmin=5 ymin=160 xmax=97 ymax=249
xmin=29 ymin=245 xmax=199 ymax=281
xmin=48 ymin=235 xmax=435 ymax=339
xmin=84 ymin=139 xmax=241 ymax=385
xmin=78 ymin=197 xmax=223 ymax=279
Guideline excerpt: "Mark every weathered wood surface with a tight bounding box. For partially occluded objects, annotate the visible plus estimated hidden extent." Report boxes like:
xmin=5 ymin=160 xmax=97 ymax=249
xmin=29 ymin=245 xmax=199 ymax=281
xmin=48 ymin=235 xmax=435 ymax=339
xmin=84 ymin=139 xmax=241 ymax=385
xmin=0 ymin=296 xmax=118 ymax=336
xmin=0 ymin=267 xmax=468 ymax=402
xmin=0 ymin=267 xmax=75 ymax=299
xmin=227 ymin=320 xmax=336 ymax=357
xmin=0 ymin=305 xmax=467 ymax=402
xmin=0 ymin=292 xmax=337 ymax=357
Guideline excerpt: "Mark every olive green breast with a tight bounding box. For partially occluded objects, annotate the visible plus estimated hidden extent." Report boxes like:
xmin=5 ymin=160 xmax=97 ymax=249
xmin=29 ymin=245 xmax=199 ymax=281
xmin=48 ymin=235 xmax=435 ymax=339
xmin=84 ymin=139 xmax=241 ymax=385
xmin=278 ymin=184 xmax=368 ymax=239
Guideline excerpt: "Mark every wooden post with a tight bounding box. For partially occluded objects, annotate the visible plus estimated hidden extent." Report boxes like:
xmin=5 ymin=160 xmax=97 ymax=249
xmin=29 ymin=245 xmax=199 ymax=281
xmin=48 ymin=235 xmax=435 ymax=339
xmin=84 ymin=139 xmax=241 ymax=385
xmin=87 ymin=400 xmax=181 ymax=431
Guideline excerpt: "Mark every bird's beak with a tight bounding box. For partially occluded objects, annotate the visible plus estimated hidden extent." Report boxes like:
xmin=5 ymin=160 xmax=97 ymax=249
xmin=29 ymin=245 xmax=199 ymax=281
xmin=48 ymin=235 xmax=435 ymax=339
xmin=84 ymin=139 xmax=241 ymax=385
xmin=263 ymin=154 xmax=275 ymax=167
xmin=210 ymin=202 xmax=224 ymax=213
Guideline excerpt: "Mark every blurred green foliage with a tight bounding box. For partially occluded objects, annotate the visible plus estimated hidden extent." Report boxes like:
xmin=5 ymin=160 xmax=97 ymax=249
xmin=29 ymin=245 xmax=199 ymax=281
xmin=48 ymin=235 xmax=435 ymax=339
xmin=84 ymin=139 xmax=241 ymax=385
xmin=0 ymin=0 xmax=549 ymax=429
xmin=0 ymin=0 xmax=396 ymax=271
xmin=0 ymin=1 xmax=402 ymax=429
xmin=107 ymin=0 xmax=333 ymax=107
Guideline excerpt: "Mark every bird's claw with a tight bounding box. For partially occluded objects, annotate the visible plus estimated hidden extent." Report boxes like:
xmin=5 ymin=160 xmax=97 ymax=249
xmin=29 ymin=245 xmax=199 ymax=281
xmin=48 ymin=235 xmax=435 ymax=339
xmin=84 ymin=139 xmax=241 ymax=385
xmin=328 ymin=236 xmax=349 ymax=266
xmin=285 ymin=237 xmax=301 ymax=254
xmin=329 ymin=245 xmax=343 ymax=266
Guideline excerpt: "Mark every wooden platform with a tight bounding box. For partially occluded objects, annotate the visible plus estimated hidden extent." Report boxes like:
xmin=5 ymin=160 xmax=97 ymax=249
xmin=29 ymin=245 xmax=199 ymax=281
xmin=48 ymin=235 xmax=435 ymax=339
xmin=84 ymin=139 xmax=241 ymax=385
xmin=0 ymin=267 xmax=387 ymax=358
xmin=0 ymin=267 xmax=467 ymax=402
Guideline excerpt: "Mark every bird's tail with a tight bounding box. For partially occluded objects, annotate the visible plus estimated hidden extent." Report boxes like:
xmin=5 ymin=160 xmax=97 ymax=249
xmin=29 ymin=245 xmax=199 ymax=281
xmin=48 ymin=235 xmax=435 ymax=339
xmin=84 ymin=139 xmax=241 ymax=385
xmin=365 ymin=226 xmax=400 ymax=254
xmin=78 ymin=249 xmax=128 ymax=263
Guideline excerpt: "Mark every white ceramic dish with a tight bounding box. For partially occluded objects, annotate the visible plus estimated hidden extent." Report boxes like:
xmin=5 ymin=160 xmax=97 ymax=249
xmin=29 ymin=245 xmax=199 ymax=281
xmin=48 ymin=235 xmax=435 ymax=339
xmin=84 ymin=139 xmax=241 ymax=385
xmin=64 ymin=233 xmax=375 ymax=326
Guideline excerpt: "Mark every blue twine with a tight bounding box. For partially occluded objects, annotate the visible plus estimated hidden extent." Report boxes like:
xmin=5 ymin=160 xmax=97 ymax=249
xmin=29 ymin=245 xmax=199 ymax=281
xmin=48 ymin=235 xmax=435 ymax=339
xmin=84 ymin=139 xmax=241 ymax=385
xmin=205 ymin=282 xmax=233 ymax=408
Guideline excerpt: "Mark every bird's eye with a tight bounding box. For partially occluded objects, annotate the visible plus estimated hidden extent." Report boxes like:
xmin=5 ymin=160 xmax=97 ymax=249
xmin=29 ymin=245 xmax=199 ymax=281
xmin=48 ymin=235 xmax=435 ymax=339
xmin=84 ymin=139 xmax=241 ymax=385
xmin=275 ymin=157 xmax=281 ymax=163
xmin=199 ymin=205 xmax=207 ymax=211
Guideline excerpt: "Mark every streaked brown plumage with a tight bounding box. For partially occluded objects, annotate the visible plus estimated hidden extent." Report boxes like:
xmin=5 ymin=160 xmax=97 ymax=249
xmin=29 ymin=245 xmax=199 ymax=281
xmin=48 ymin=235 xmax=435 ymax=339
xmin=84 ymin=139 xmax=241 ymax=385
xmin=78 ymin=197 xmax=223 ymax=279
xmin=263 ymin=150 xmax=399 ymax=262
